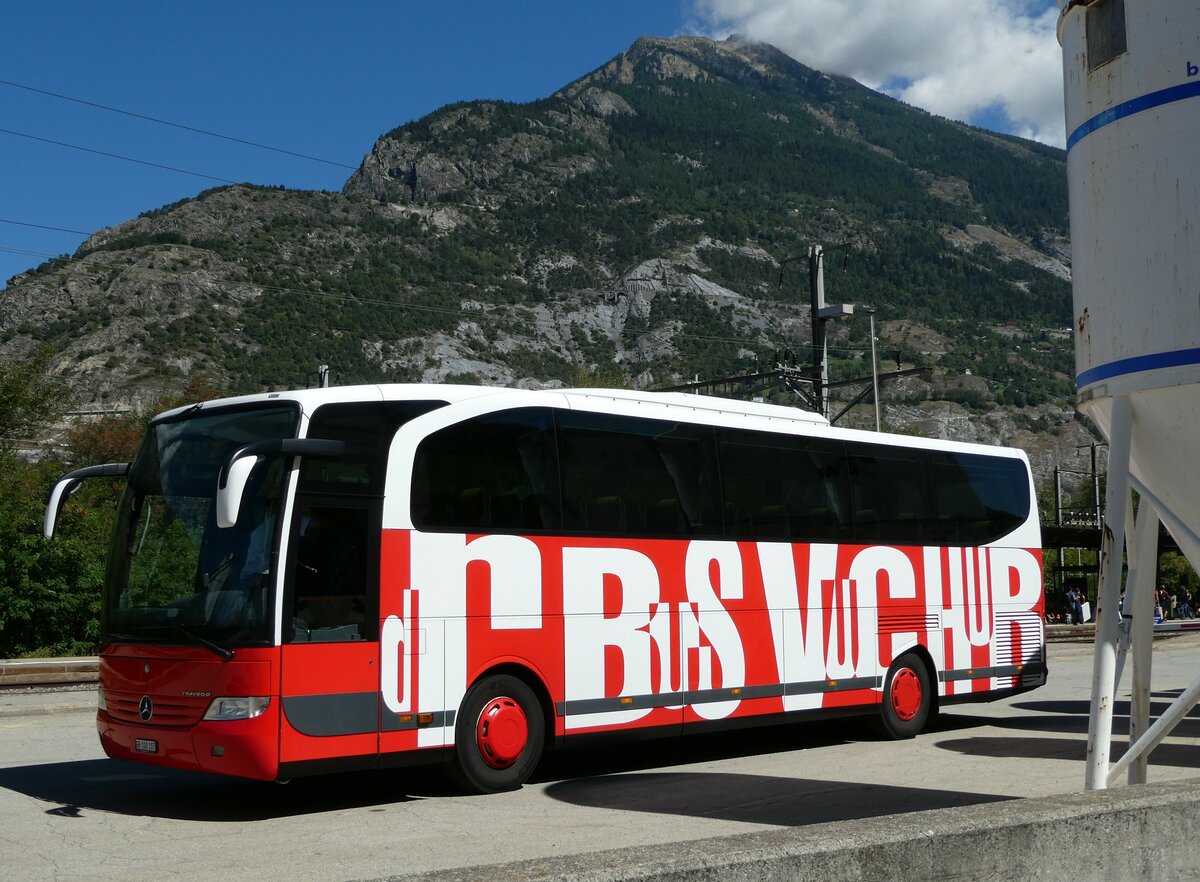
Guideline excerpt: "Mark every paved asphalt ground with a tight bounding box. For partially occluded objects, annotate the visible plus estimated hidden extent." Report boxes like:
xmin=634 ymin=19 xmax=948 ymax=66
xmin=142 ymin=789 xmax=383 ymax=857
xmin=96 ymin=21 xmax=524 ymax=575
xmin=2 ymin=635 xmax=1199 ymax=881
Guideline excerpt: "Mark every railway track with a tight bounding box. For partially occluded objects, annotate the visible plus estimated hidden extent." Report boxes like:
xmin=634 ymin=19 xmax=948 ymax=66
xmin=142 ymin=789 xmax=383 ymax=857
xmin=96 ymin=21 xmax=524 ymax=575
xmin=0 ymin=658 xmax=98 ymax=691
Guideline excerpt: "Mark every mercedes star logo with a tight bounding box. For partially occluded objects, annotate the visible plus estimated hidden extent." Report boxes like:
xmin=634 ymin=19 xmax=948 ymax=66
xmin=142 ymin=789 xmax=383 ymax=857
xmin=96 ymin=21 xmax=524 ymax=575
xmin=138 ymin=695 xmax=153 ymax=722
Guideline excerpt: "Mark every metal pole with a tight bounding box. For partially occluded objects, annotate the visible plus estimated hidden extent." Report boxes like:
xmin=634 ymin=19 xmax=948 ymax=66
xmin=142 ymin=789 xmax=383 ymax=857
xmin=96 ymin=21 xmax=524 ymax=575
xmin=809 ymin=245 xmax=826 ymax=419
xmin=1126 ymin=499 xmax=1159 ymax=784
xmin=868 ymin=310 xmax=880 ymax=431
xmin=1085 ymin=394 xmax=1132 ymax=790
xmin=1108 ymin=667 xmax=1200 ymax=787
xmin=1055 ymin=467 xmax=1064 ymax=598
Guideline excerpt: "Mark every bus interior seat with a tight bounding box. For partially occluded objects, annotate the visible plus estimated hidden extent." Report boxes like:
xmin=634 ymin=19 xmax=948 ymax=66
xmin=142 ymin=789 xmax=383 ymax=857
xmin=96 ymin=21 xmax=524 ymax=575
xmin=490 ymin=492 xmax=522 ymax=529
xmin=458 ymin=487 xmax=489 ymax=527
xmin=794 ymin=505 xmax=836 ymax=540
xmin=645 ymin=498 xmax=684 ymax=534
xmin=589 ymin=496 xmax=625 ymax=531
xmin=521 ymin=494 xmax=547 ymax=530
xmin=756 ymin=504 xmax=790 ymax=538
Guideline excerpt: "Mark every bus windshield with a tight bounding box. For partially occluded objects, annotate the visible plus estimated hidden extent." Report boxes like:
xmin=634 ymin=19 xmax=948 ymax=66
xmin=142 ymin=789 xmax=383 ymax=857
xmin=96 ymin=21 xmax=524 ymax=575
xmin=103 ymin=404 xmax=300 ymax=648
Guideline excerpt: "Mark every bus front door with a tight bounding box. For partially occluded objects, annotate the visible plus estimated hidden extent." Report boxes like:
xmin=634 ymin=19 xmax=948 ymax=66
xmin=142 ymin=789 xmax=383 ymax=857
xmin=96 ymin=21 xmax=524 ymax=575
xmin=278 ymin=501 xmax=380 ymax=770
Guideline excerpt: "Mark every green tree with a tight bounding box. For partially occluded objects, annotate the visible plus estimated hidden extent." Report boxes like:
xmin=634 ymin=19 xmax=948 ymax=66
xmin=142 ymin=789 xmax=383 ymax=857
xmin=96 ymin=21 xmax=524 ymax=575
xmin=0 ymin=346 xmax=73 ymax=453
xmin=1159 ymin=552 xmax=1200 ymax=595
xmin=63 ymin=376 xmax=222 ymax=466
xmin=0 ymin=371 xmax=224 ymax=657
xmin=0 ymin=458 xmax=108 ymax=657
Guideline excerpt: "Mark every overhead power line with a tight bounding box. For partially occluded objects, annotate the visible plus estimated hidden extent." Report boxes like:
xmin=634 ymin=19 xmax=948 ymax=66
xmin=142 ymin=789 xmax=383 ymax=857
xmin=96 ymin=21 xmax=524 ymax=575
xmin=0 ymin=127 xmax=239 ymax=184
xmin=0 ymin=218 xmax=92 ymax=236
xmin=0 ymin=78 xmax=357 ymax=170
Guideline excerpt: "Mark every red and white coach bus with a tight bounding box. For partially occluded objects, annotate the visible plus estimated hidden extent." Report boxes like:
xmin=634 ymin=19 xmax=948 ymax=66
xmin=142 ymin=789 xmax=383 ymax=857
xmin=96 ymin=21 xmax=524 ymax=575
xmin=45 ymin=384 xmax=1045 ymax=792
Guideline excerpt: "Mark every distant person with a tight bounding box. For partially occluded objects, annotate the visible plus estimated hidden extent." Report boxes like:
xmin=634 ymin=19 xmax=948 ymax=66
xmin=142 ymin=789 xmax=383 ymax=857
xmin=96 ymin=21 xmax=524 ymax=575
xmin=1066 ymin=588 xmax=1083 ymax=625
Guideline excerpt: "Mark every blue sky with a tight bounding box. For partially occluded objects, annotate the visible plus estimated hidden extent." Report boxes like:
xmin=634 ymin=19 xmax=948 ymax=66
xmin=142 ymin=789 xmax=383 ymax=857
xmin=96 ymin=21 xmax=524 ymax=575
xmin=1 ymin=2 xmax=688 ymax=286
xmin=1 ymin=1 xmax=1064 ymax=289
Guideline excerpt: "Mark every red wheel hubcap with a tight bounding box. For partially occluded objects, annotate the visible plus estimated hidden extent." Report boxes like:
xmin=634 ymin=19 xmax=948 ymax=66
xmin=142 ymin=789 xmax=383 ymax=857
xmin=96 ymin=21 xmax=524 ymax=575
xmin=476 ymin=697 xmax=528 ymax=769
xmin=891 ymin=668 xmax=922 ymax=722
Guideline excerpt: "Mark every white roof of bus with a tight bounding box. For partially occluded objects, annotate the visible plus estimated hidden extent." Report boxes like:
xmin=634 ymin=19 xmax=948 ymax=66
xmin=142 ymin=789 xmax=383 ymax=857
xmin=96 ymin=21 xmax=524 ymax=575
xmin=154 ymin=382 xmax=1024 ymax=462
xmin=153 ymin=383 xmax=500 ymax=421
xmin=557 ymin=388 xmax=829 ymax=425
xmin=156 ymin=383 xmax=828 ymax=424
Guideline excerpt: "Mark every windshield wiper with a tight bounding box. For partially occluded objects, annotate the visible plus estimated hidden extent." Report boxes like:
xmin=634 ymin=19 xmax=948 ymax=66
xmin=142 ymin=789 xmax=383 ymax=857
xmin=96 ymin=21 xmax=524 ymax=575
xmin=169 ymin=626 xmax=234 ymax=660
xmin=135 ymin=624 xmax=235 ymax=660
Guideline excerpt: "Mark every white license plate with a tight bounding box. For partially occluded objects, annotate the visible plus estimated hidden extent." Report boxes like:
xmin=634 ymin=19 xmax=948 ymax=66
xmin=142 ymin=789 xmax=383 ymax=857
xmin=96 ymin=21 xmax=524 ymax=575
xmin=134 ymin=738 xmax=158 ymax=754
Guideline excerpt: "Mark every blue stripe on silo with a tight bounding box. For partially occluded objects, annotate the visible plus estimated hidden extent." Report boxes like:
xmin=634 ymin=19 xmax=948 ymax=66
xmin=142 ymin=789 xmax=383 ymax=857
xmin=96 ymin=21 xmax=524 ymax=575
xmin=1077 ymin=347 xmax=1200 ymax=388
xmin=1067 ymin=80 xmax=1200 ymax=151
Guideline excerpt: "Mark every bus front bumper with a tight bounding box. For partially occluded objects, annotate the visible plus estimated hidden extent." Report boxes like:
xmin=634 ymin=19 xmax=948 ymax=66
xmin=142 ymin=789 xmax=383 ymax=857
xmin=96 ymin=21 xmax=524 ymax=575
xmin=97 ymin=703 xmax=281 ymax=781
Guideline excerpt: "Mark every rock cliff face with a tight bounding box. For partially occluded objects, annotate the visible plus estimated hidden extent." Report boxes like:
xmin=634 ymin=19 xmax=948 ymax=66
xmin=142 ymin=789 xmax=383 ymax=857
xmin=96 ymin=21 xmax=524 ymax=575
xmin=0 ymin=34 xmax=1092 ymax=491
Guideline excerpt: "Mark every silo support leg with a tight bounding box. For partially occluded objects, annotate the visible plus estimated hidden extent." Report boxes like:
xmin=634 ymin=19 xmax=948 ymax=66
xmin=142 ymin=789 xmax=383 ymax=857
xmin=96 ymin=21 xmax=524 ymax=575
xmin=1125 ymin=499 xmax=1159 ymax=785
xmin=1109 ymin=494 xmax=1138 ymax=691
xmin=1107 ymin=666 xmax=1200 ymax=787
xmin=1085 ymin=394 xmax=1132 ymax=790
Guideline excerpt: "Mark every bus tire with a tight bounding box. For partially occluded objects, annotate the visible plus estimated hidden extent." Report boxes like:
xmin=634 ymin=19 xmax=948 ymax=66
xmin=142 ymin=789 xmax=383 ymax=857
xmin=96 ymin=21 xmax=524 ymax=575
xmin=874 ymin=652 xmax=932 ymax=740
xmin=451 ymin=673 xmax=544 ymax=794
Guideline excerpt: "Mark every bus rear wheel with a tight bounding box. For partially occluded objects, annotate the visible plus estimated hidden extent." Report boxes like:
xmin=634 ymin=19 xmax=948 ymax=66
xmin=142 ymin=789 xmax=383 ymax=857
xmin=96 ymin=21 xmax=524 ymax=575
xmin=451 ymin=673 xmax=544 ymax=793
xmin=874 ymin=652 xmax=932 ymax=740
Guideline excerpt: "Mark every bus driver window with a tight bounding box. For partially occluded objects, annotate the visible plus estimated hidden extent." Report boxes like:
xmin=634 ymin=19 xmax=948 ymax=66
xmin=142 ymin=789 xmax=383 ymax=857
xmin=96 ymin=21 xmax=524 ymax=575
xmin=290 ymin=505 xmax=369 ymax=642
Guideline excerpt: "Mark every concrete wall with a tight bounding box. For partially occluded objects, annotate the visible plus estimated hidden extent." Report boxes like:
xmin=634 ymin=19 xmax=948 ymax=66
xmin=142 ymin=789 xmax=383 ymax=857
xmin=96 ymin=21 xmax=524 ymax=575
xmin=400 ymin=779 xmax=1200 ymax=882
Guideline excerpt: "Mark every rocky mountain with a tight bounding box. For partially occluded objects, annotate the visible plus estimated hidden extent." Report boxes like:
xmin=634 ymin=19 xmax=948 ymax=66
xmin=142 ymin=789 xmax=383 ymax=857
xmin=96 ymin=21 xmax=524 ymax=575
xmin=0 ymin=35 xmax=1096 ymax=492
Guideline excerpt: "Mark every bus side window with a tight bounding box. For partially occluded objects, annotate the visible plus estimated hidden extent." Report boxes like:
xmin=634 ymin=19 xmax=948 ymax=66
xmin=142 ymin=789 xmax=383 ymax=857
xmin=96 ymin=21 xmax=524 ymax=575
xmin=411 ymin=408 xmax=561 ymax=534
xmin=716 ymin=429 xmax=849 ymax=543
xmin=291 ymin=504 xmax=370 ymax=642
xmin=285 ymin=400 xmax=441 ymax=644
xmin=557 ymin=412 xmax=721 ymax=538
xmin=929 ymin=452 xmax=1029 ymax=545
xmin=846 ymin=446 xmax=933 ymax=545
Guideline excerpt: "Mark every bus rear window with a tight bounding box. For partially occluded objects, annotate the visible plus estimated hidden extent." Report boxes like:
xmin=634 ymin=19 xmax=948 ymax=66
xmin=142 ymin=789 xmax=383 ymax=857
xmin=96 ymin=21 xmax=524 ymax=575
xmin=928 ymin=452 xmax=1030 ymax=544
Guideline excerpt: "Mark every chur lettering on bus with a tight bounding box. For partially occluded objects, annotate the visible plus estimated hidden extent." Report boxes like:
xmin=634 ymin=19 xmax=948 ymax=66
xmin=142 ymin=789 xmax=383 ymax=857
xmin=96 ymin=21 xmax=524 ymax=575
xmin=382 ymin=531 xmax=1042 ymax=745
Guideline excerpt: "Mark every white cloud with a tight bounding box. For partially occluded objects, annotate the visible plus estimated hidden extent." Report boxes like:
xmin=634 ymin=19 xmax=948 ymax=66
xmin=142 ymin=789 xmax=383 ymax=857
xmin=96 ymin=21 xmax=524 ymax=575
xmin=685 ymin=0 xmax=1066 ymax=146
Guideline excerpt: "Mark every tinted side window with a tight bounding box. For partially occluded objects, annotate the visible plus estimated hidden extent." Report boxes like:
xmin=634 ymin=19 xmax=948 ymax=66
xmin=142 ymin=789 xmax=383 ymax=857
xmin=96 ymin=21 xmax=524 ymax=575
xmin=558 ymin=412 xmax=721 ymax=538
xmin=303 ymin=400 xmax=445 ymax=495
xmin=411 ymin=408 xmax=560 ymax=533
xmin=285 ymin=401 xmax=449 ymax=644
xmin=929 ymin=452 xmax=1030 ymax=544
xmin=718 ymin=430 xmax=850 ymax=542
xmin=847 ymin=445 xmax=933 ymax=545
xmin=289 ymin=500 xmax=373 ymax=643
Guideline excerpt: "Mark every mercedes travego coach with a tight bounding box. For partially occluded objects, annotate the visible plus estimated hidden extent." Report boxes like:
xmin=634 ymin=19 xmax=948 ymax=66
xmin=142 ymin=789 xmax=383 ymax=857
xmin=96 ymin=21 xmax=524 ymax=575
xmin=44 ymin=384 xmax=1046 ymax=792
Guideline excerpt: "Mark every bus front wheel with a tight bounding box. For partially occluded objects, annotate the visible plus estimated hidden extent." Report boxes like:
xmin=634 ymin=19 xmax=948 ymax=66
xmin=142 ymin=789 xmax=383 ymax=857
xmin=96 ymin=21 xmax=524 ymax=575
xmin=875 ymin=653 xmax=932 ymax=740
xmin=451 ymin=673 xmax=544 ymax=793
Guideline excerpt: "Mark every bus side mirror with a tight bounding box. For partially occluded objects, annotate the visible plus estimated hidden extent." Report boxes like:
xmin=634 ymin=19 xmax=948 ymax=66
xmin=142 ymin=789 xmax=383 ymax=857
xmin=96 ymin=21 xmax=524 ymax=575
xmin=44 ymin=463 xmax=131 ymax=539
xmin=217 ymin=455 xmax=259 ymax=529
xmin=216 ymin=439 xmax=345 ymax=528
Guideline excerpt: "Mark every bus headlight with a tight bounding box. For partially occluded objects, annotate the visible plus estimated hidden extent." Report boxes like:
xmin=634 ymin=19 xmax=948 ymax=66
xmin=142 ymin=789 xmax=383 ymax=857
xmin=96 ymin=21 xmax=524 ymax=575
xmin=203 ymin=697 xmax=270 ymax=721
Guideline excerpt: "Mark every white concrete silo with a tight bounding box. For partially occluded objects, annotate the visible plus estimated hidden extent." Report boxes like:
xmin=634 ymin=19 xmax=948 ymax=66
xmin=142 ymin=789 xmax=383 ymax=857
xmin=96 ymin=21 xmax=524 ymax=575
xmin=1058 ymin=0 xmax=1200 ymax=790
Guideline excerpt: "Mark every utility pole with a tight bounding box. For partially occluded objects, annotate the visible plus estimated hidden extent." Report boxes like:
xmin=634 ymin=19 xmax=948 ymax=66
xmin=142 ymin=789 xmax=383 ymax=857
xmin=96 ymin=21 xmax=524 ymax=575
xmin=318 ymin=365 xmax=331 ymax=388
xmin=863 ymin=306 xmax=881 ymax=431
xmin=808 ymin=244 xmax=853 ymax=418
xmin=670 ymin=243 xmax=925 ymax=420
